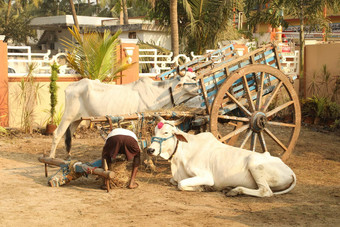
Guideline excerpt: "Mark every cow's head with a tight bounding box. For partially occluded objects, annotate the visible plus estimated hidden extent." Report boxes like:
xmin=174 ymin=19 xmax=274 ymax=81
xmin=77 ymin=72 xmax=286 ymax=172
xmin=147 ymin=117 xmax=188 ymax=160
xmin=172 ymin=70 xmax=199 ymax=105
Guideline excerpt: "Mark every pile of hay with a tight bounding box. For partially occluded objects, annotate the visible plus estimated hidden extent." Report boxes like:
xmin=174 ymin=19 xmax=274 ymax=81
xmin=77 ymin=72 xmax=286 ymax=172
xmin=108 ymin=159 xmax=130 ymax=188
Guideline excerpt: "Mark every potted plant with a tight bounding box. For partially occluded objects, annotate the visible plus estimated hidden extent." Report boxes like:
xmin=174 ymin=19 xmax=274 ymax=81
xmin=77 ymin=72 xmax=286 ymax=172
xmin=45 ymin=62 xmax=59 ymax=135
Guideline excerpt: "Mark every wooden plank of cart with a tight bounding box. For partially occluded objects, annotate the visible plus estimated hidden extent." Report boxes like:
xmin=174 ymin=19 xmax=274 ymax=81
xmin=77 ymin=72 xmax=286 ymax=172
xmin=38 ymin=156 xmax=114 ymax=192
xmin=81 ymin=43 xmax=300 ymax=161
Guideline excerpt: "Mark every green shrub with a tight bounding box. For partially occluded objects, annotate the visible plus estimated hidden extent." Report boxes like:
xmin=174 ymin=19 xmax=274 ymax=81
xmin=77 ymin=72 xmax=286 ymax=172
xmin=49 ymin=63 xmax=59 ymax=124
xmin=301 ymin=96 xmax=340 ymax=124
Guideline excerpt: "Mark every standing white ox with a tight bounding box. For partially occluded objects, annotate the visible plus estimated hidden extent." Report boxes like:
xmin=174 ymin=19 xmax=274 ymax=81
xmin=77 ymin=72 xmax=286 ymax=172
xmin=147 ymin=118 xmax=296 ymax=197
xmin=49 ymin=73 xmax=198 ymax=158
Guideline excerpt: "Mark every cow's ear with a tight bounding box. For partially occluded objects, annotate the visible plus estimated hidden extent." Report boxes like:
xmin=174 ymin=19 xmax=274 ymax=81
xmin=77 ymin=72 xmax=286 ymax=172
xmin=175 ymin=83 xmax=183 ymax=90
xmin=174 ymin=133 xmax=188 ymax=143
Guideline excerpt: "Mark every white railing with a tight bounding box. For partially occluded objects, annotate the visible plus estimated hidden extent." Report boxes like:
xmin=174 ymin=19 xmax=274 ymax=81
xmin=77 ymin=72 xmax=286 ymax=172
xmin=139 ymin=46 xmax=299 ymax=78
xmin=7 ymin=46 xmax=77 ymax=77
xmin=7 ymin=45 xmax=299 ymax=79
xmin=139 ymin=49 xmax=225 ymax=78
xmin=281 ymin=50 xmax=299 ymax=76
xmin=280 ymin=31 xmax=340 ymax=41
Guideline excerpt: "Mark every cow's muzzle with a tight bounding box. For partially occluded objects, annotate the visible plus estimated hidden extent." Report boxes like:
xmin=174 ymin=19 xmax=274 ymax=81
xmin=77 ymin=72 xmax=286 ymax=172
xmin=147 ymin=148 xmax=155 ymax=155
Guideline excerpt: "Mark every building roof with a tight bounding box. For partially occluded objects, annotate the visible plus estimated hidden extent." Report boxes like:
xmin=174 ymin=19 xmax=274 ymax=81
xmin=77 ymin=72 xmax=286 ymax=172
xmin=29 ymin=15 xmax=166 ymax=33
xmin=94 ymin=24 xmax=169 ymax=33
xmin=30 ymin=15 xmax=113 ymax=29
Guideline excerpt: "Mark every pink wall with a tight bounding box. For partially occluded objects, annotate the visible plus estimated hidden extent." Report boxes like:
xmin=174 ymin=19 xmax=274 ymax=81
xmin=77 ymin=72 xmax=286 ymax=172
xmin=0 ymin=41 xmax=8 ymax=127
xmin=304 ymin=43 xmax=340 ymax=103
xmin=115 ymin=42 xmax=139 ymax=85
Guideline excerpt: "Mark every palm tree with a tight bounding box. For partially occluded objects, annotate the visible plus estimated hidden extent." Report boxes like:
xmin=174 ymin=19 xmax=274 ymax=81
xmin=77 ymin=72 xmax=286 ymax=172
xmin=69 ymin=0 xmax=80 ymax=30
xmin=146 ymin=0 xmax=179 ymax=56
xmin=122 ymin=0 xmax=129 ymax=25
xmin=62 ymin=26 xmax=131 ymax=81
xmin=5 ymin=0 xmax=12 ymax=25
xmin=170 ymin=0 xmax=179 ymax=56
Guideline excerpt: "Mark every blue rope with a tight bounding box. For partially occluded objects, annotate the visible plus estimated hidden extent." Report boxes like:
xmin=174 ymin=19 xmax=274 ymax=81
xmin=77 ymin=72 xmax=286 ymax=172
xmin=151 ymin=135 xmax=174 ymax=153
xmin=106 ymin=115 xmax=123 ymax=123
xmin=171 ymin=112 xmax=177 ymax=118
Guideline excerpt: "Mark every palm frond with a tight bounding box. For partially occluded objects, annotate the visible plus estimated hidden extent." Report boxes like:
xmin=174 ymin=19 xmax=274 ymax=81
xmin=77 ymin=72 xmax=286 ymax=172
xmin=61 ymin=26 xmax=128 ymax=82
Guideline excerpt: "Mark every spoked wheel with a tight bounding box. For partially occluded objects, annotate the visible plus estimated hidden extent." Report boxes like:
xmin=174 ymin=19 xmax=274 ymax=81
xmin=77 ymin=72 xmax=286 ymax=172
xmin=210 ymin=64 xmax=301 ymax=160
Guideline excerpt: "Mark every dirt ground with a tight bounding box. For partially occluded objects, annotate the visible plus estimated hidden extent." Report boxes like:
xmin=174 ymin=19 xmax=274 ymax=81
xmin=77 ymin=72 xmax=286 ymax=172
xmin=0 ymin=126 xmax=339 ymax=227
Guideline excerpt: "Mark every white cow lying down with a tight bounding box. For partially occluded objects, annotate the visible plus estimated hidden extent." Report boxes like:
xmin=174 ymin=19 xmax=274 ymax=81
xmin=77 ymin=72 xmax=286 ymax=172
xmin=147 ymin=118 xmax=296 ymax=197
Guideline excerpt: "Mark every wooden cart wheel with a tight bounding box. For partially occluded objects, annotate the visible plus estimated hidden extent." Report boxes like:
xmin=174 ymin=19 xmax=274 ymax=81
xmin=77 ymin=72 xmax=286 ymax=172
xmin=210 ymin=64 xmax=301 ymax=160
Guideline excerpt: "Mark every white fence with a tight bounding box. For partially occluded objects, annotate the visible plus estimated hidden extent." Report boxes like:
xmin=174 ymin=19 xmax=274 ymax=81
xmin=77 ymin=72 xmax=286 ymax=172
xmin=281 ymin=50 xmax=299 ymax=76
xmin=281 ymin=31 xmax=340 ymax=41
xmin=7 ymin=45 xmax=299 ymax=78
xmin=138 ymin=49 xmax=225 ymax=77
xmin=7 ymin=46 xmax=76 ymax=77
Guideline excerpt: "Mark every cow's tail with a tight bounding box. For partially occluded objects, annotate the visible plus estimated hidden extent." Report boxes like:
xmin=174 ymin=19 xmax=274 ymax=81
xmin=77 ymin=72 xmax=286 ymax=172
xmin=65 ymin=126 xmax=72 ymax=154
xmin=273 ymin=172 xmax=297 ymax=195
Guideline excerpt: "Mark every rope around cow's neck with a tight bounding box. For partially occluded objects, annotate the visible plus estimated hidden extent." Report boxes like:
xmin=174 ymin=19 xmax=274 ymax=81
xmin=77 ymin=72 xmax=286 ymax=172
xmin=168 ymin=139 xmax=180 ymax=161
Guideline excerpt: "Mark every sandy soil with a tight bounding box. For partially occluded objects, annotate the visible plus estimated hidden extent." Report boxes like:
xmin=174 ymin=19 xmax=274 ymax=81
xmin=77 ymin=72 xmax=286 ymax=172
xmin=0 ymin=126 xmax=339 ymax=227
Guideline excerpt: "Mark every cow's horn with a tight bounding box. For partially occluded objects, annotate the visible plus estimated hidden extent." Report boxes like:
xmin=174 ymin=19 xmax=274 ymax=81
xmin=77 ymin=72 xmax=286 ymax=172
xmin=177 ymin=66 xmax=185 ymax=77
xmin=178 ymin=70 xmax=185 ymax=77
xmin=153 ymin=115 xmax=165 ymax=122
xmin=173 ymin=117 xmax=185 ymax=126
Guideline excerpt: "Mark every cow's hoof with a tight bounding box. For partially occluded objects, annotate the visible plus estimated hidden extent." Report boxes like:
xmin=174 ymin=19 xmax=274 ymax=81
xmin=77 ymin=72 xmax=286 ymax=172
xmin=178 ymin=183 xmax=202 ymax=192
xmin=170 ymin=178 xmax=178 ymax=186
xmin=225 ymin=188 xmax=241 ymax=196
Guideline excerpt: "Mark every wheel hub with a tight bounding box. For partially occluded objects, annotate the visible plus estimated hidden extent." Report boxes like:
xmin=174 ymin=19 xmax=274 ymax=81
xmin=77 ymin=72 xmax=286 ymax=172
xmin=251 ymin=112 xmax=267 ymax=132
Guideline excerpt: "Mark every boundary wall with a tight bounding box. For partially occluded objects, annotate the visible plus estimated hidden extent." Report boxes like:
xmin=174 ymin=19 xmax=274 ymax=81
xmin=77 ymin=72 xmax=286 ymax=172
xmin=304 ymin=43 xmax=340 ymax=104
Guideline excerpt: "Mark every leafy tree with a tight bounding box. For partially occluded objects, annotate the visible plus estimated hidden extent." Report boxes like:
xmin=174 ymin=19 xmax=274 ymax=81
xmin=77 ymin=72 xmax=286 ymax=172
xmin=128 ymin=0 xmax=151 ymax=17
xmin=244 ymin=0 xmax=287 ymax=32
xmin=147 ymin=0 xmax=240 ymax=55
xmin=95 ymin=0 xmax=151 ymax=18
xmin=183 ymin=0 xmax=241 ymax=54
xmin=244 ymin=0 xmax=340 ymax=96
xmin=31 ymin=0 xmax=102 ymax=17
xmin=62 ymin=26 xmax=131 ymax=81
xmin=282 ymin=0 xmax=339 ymax=96
xmin=0 ymin=3 xmax=37 ymax=44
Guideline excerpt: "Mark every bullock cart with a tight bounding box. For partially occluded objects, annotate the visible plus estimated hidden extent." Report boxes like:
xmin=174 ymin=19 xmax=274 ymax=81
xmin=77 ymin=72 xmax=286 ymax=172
xmin=40 ymin=43 xmax=300 ymax=188
xmin=82 ymin=43 xmax=301 ymax=161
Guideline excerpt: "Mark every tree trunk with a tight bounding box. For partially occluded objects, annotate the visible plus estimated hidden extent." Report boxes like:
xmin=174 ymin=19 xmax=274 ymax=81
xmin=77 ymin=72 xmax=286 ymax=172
xmin=170 ymin=0 xmax=179 ymax=57
xmin=322 ymin=5 xmax=327 ymax=41
xmin=69 ymin=0 xmax=80 ymax=30
xmin=120 ymin=8 xmax=124 ymax=25
xmin=299 ymin=0 xmax=305 ymax=99
xmin=122 ymin=0 xmax=129 ymax=25
xmin=6 ymin=0 xmax=12 ymax=25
